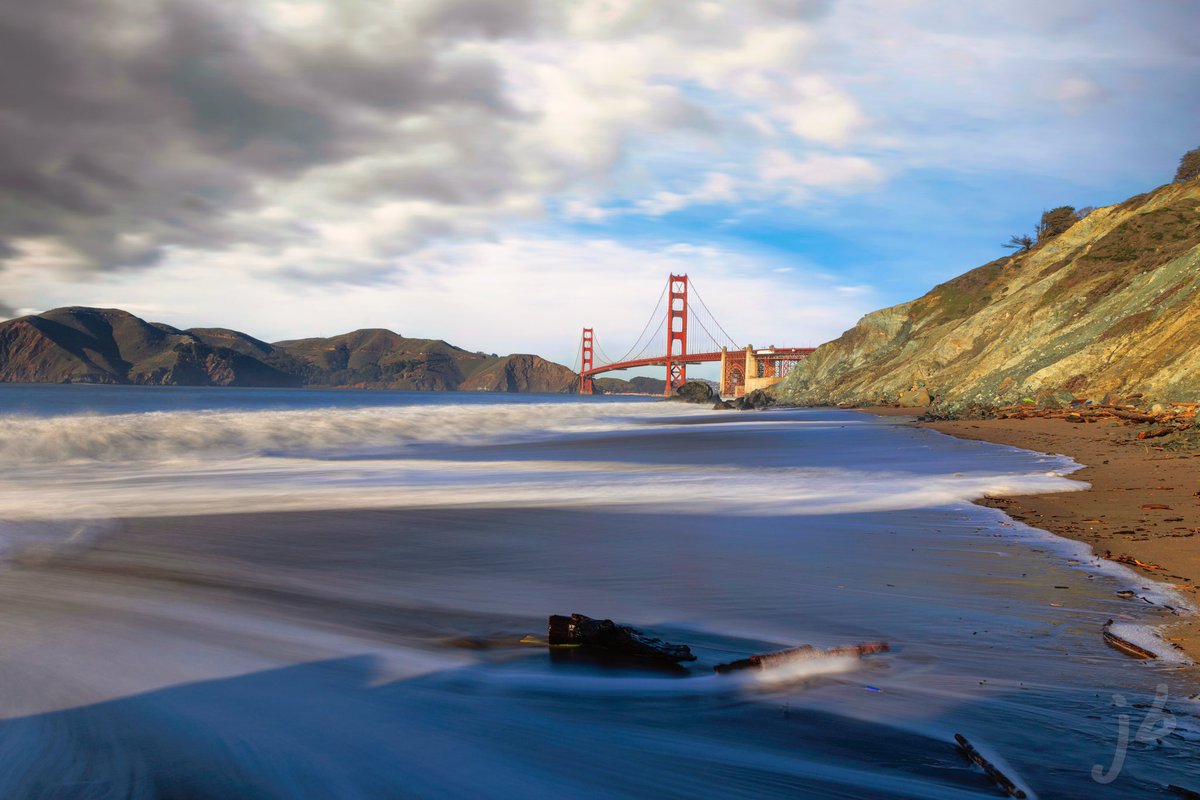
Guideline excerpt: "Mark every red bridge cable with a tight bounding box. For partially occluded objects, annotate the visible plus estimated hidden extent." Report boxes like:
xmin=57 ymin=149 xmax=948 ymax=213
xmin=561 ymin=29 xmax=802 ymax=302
xmin=610 ymin=278 xmax=670 ymax=366
xmin=686 ymin=280 xmax=741 ymax=350
xmin=593 ymin=336 xmax=618 ymax=366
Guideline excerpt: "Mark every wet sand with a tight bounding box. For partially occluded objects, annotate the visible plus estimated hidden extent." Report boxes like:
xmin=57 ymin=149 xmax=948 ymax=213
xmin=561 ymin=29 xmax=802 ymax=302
xmin=858 ymin=407 xmax=1200 ymax=662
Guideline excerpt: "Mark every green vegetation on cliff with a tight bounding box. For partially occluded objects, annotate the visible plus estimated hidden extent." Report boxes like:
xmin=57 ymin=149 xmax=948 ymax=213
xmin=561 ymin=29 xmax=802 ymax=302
xmin=776 ymin=178 xmax=1200 ymax=413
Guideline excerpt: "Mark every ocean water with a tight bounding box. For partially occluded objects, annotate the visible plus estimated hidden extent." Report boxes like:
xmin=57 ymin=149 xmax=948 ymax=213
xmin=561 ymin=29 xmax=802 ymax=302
xmin=0 ymin=384 xmax=1195 ymax=798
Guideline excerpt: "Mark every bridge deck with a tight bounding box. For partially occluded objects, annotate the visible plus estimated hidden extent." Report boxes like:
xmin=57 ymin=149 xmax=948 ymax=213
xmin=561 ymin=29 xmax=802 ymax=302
xmin=582 ymin=348 xmax=815 ymax=378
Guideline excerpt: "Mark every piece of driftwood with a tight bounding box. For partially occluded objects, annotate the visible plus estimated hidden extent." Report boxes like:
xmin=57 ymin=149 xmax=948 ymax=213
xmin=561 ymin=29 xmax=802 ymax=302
xmin=954 ymin=733 xmax=1027 ymax=799
xmin=547 ymin=614 xmax=696 ymax=663
xmin=1105 ymin=552 xmax=1164 ymax=570
xmin=713 ymin=642 xmax=889 ymax=674
xmin=1102 ymin=619 xmax=1158 ymax=660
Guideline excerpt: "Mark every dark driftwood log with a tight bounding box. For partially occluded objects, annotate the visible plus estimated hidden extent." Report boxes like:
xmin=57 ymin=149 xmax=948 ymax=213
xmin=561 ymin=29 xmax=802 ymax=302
xmin=547 ymin=614 xmax=696 ymax=663
xmin=1102 ymin=619 xmax=1158 ymax=660
xmin=713 ymin=642 xmax=889 ymax=674
xmin=955 ymin=733 xmax=1026 ymax=799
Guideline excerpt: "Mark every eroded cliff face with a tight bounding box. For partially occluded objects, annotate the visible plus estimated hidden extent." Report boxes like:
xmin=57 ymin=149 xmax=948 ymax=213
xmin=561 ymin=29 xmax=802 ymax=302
xmin=776 ymin=180 xmax=1200 ymax=412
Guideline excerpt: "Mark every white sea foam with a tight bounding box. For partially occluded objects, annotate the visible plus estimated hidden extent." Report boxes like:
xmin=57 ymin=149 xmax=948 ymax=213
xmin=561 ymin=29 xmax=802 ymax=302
xmin=1105 ymin=622 xmax=1190 ymax=664
xmin=752 ymin=654 xmax=861 ymax=687
xmin=0 ymin=456 xmax=1087 ymax=523
xmin=0 ymin=402 xmax=705 ymax=465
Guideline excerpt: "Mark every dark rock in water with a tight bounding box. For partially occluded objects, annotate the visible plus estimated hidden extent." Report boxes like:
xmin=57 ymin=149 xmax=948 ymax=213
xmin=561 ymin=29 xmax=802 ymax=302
xmin=672 ymin=380 xmax=715 ymax=404
xmin=734 ymin=389 xmax=774 ymax=410
xmin=712 ymin=399 xmax=734 ymax=410
xmin=547 ymin=613 xmax=696 ymax=663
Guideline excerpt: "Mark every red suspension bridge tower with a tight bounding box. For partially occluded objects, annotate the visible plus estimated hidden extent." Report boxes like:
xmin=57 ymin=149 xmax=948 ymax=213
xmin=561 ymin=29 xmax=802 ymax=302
xmin=579 ymin=327 xmax=594 ymax=395
xmin=576 ymin=273 xmax=816 ymax=397
xmin=665 ymin=274 xmax=688 ymax=393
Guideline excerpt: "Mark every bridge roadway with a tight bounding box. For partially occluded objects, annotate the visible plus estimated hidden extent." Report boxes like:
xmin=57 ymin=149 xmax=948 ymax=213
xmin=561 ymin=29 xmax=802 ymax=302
xmin=579 ymin=350 xmax=725 ymax=379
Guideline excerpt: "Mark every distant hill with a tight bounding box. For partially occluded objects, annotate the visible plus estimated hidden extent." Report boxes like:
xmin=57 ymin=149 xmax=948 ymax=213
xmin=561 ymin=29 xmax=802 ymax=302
xmin=0 ymin=308 xmax=576 ymax=392
xmin=594 ymin=376 xmax=667 ymax=395
xmin=776 ymin=178 xmax=1200 ymax=412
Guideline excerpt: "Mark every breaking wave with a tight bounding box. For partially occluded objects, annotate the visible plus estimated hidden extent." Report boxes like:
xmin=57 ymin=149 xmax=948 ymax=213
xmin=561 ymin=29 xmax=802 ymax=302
xmin=0 ymin=402 xmax=705 ymax=465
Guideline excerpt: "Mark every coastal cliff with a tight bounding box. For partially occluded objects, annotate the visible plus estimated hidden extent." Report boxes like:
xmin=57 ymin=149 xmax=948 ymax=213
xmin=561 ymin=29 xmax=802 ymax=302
xmin=776 ymin=178 xmax=1200 ymax=413
xmin=0 ymin=308 xmax=576 ymax=392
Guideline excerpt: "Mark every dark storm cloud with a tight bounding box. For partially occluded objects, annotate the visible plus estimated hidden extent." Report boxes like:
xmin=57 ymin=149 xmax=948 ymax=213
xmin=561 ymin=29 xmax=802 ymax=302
xmin=0 ymin=0 xmax=531 ymax=273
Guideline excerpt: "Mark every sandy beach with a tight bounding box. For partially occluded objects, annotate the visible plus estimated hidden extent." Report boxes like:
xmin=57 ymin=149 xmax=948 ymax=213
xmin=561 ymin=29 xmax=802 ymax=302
xmin=859 ymin=407 xmax=1200 ymax=663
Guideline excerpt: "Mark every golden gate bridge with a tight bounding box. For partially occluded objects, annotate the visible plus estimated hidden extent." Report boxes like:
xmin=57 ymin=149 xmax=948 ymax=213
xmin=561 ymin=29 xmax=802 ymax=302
xmin=575 ymin=274 xmax=815 ymax=397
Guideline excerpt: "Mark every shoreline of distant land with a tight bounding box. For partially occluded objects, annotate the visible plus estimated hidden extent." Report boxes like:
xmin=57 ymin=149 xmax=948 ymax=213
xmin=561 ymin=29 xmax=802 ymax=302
xmin=857 ymin=406 xmax=1200 ymax=664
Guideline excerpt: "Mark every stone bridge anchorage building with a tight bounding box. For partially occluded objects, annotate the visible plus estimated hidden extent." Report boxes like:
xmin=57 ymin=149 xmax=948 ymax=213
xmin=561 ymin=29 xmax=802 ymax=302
xmin=719 ymin=345 xmax=815 ymax=398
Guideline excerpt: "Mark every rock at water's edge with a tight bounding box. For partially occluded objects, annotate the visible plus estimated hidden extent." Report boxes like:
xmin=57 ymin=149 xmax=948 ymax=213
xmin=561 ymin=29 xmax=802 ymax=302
xmin=673 ymin=381 xmax=715 ymax=404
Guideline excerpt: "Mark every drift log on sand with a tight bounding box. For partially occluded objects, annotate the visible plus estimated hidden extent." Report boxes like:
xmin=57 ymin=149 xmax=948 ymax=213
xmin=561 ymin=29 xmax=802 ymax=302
xmin=547 ymin=614 xmax=696 ymax=663
xmin=954 ymin=733 xmax=1027 ymax=799
xmin=1102 ymin=619 xmax=1158 ymax=660
xmin=713 ymin=642 xmax=889 ymax=674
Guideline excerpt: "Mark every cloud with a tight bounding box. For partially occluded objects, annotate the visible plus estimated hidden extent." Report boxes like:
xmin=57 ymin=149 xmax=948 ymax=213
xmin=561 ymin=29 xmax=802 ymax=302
xmin=0 ymin=0 xmax=536 ymax=276
xmin=0 ymin=0 xmax=877 ymax=282
xmin=636 ymin=173 xmax=740 ymax=216
xmin=758 ymin=151 xmax=885 ymax=202
xmin=1053 ymin=77 xmax=1109 ymax=114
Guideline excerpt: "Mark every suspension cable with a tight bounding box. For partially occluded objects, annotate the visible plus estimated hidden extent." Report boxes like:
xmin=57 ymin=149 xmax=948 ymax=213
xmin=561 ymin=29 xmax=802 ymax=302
xmin=611 ymin=278 xmax=669 ymax=365
xmin=687 ymin=279 xmax=740 ymax=350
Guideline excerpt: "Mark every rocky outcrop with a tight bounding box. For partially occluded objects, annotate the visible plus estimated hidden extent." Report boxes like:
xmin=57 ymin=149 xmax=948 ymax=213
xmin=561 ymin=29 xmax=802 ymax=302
xmin=0 ymin=308 xmax=576 ymax=392
xmin=671 ymin=380 xmax=715 ymax=404
xmin=776 ymin=179 xmax=1200 ymax=413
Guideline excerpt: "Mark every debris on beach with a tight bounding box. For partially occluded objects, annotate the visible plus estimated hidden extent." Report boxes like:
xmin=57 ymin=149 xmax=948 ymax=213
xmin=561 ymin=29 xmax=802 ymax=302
xmin=1104 ymin=551 xmax=1164 ymax=570
xmin=546 ymin=613 xmax=696 ymax=663
xmin=713 ymin=642 xmax=889 ymax=674
xmin=954 ymin=733 xmax=1027 ymax=799
xmin=1102 ymin=619 xmax=1158 ymax=660
xmin=978 ymin=400 xmax=1197 ymax=442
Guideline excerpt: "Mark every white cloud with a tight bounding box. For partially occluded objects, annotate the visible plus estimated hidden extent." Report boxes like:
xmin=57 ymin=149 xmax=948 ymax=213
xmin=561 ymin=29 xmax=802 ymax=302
xmin=1054 ymin=76 xmax=1108 ymax=114
xmin=758 ymin=150 xmax=885 ymax=202
xmin=636 ymin=172 xmax=740 ymax=216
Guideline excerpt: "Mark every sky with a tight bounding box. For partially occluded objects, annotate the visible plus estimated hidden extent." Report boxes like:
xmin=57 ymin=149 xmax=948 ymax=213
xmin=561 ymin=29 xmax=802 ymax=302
xmin=1 ymin=0 xmax=1198 ymax=371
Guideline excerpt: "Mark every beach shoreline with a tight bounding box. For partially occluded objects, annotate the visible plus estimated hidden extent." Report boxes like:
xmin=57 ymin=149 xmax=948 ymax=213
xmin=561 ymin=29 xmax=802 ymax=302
xmin=855 ymin=406 xmax=1200 ymax=663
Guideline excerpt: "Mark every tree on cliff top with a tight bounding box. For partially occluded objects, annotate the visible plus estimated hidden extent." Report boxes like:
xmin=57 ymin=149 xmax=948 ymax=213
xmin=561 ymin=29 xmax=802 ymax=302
xmin=1002 ymin=234 xmax=1034 ymax=253
xmin=1176 ymin=146 xmax=1200 ymax=182
xmin=1036 ymin=206 xmax=1078 ymax=243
